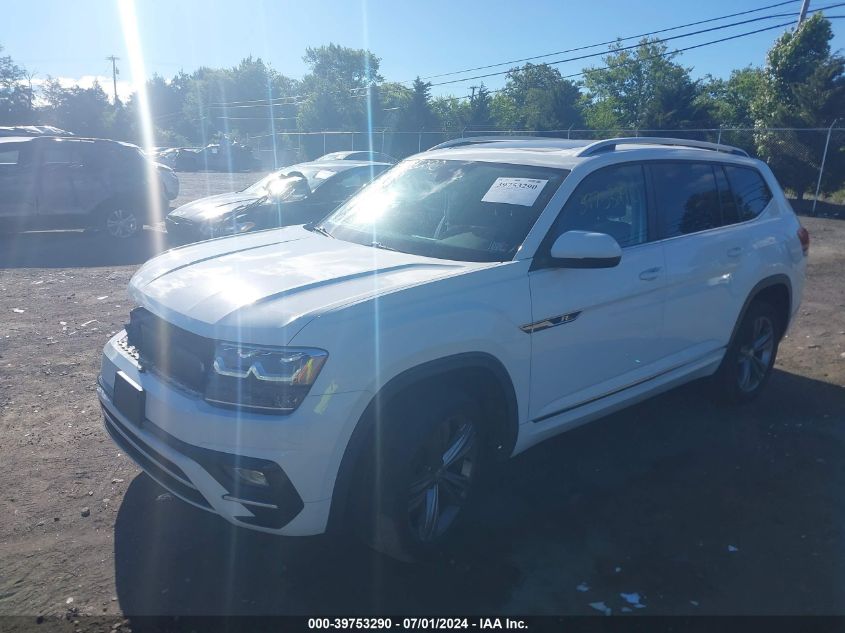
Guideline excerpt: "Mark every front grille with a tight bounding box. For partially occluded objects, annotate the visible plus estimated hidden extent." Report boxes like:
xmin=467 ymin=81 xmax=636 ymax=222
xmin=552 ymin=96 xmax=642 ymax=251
xmin=126 ymin=308 xmax=214 ymax=394
xmin=116 ymin=332 xmax=140 ymax=363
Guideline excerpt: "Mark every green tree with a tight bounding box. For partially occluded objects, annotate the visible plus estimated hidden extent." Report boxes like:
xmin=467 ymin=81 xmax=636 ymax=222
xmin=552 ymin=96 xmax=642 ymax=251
xmin=698 ymin=67 xmax=765 ymax=128
xmin=468 ymin=83 xmax=494 ymax=130
xmin=297 ymin=44 xmax=383 ymax=131
xmin=430 ymin=96 xmax=469 ymax=135
xmin=40 ymin=78 xmax=112 ymax=136
xmin=491 ymin=63 xmax=583 ymax=131
xmin=378 ymin=81 xmax=412 ymax=130
xmin=583 ymin=38 xmax=707 ymax=132
xmin=395 ymin=77 xmax=438 ymax=132
xmin=0 ymin=44 xmax=35 ymax=124
xmin=752 ymin=14 xmax=845 ymax=198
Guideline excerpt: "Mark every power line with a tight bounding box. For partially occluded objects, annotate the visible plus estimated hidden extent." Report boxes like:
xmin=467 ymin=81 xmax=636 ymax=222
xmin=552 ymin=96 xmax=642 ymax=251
xmin=210 ymin=115 xmax=298 ymax=121
xmin=167 ymin=2 xmax=842 ymax=123
xmin=210 ymin=19 xmax=802 ymax=117
xmin=208 ymin=0 xmax=796 ymax=108
xmin=208 ymin=94 xmax=308 ymax=106
xmin=411 ymin=0 xmax=803 ymax=84
xmin=428 ymin=4 xmax=845 ymax=88
xmin=206 ymin=100 xmax=305 ymax=110
xmin=430 ymin=16 xmax=810 ymax=104
xmin=205 ymin=17 xmax=809 ymax=117
xmin=208 ymin=0 xmax=806 ymax=108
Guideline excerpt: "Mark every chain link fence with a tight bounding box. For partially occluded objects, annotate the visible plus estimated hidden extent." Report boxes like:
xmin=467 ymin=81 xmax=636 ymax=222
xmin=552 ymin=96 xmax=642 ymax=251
xmin=249 ymin=127 xmax=844 ymax=213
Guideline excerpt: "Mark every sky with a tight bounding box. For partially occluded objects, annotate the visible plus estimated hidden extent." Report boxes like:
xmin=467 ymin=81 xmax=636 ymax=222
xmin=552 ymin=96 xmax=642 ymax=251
xmin=3 ymin=0 xmax=844 ymax=103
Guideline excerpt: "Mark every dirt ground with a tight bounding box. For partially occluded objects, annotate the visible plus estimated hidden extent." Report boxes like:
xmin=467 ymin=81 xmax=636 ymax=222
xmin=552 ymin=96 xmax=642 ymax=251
xmin=1 ymin=173 xmax=844 ymax=621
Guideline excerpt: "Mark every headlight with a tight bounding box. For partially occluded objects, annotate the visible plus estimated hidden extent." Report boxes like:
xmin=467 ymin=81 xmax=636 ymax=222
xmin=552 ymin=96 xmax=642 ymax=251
xmin=204 ymin=343 xmax=327 ymax=414
xmin=211 ymin=213 xmax=256 ymax=237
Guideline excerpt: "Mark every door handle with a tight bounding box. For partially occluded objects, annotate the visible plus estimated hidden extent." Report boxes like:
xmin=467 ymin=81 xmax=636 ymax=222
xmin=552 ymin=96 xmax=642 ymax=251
xmin=639 ymin=266 xmax=662 ymax=281
xmin=727 ymin=246 xmax=743 ymax=258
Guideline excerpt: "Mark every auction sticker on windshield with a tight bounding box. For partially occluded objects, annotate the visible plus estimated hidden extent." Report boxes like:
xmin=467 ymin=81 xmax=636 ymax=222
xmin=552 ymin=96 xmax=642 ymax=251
xmin=481 ymin=177 xmax=548 ymax=206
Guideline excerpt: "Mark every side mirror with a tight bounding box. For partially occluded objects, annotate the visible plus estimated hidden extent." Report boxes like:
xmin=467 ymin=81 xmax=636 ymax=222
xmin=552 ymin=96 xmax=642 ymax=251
xmin=549 ymin=230 xmax=622 ymax=268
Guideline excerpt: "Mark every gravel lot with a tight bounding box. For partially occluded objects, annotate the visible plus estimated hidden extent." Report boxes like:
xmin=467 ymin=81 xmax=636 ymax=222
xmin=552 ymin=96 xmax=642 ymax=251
xmin=1 ymin=172 xmax=844 ymax=619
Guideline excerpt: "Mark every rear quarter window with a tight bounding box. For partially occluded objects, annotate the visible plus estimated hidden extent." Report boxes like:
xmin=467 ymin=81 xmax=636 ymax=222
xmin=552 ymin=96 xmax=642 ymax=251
xmin=724 ymin=165 xmax=772 ymax=221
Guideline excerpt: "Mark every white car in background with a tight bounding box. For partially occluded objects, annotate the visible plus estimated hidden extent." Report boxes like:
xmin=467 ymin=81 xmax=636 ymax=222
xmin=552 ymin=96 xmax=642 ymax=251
xmin=98 ymin=136 xmax=808 ymax=560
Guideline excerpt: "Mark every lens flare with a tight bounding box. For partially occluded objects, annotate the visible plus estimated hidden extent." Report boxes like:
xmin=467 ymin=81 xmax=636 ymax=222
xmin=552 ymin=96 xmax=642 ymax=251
xmin=117 ymin=0 xmax=164 ymax=251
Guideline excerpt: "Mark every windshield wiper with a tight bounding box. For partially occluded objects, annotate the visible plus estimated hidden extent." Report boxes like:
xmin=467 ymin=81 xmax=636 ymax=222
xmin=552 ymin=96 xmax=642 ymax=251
xmin=306 ymin=223 xmax=333 ymax=238
xmin=370 ymin=241 xmax=399 ymax=252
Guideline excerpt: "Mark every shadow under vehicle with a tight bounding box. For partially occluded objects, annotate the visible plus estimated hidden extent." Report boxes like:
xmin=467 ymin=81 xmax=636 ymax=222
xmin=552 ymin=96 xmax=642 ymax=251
xmin=0 ymin=135 xmax=179 ymax=239
xmin=165 ymin=160 xmax=391 ymax=244
xmin=112 ymin=370 xmax=845 ymax=615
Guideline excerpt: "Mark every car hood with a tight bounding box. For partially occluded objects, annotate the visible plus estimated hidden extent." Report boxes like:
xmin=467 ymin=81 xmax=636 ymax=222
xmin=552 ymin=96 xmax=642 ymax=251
xmin=168 ymin=191 xmax=266 ymax=223
xmin=129 ymin=225 xmax=478 ymax=344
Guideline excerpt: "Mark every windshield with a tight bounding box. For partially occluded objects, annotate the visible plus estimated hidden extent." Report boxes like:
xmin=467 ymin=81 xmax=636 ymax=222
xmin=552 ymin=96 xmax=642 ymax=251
xmin=242 ymin=165 xmax=339 ymax=196
xmin=321 ymin=159 xmax=568 ymax=262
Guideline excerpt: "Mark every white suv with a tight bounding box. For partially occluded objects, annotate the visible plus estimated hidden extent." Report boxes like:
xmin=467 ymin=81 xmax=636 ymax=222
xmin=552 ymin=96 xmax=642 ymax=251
xmin=98 ymin=137 xmax=808 ymax=560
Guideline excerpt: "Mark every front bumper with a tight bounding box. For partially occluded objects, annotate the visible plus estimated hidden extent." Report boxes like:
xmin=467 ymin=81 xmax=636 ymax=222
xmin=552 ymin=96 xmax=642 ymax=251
xmin=158 ymin=169 xmax=180 ymax=200
xmin=164 ymin=216 xmax=253 ymax=245
xmin=100 ymin=393 xmax=304 ymax=529
xmin=99 ymin=332 xmax=367 ymax=536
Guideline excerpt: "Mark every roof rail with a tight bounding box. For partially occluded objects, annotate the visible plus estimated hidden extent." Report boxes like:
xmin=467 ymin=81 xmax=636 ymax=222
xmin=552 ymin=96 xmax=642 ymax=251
xmin=426 ymin=136 xmax=549 ymax=151
xmin=575 ymin=136 xmax=749 ymax=158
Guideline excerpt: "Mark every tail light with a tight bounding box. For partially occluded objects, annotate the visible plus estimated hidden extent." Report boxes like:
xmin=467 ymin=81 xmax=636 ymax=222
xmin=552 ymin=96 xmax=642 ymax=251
xmin=797 ymin=227 xmax=810 ymax=256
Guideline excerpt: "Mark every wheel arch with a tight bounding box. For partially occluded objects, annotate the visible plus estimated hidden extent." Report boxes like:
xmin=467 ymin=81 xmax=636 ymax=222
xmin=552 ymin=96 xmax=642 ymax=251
xmin=325 ymin=351 xmax=519 ymax=533
xmin=729 ymin=274 xmax=793 ymax=348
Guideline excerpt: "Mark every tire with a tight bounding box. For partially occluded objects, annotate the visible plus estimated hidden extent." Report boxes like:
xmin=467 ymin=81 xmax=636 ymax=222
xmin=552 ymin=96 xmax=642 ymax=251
xmin=101 ymin=206 xmax=142 ymax=239
xmin=353 ymin=385 xmax=486 ymax=562
xmin=712 ymin=300 xmax=781 ymax=404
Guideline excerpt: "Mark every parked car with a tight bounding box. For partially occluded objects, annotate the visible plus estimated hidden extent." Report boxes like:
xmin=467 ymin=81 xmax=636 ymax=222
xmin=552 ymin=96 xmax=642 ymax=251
xmin=195 ymin=142 xmax=261 ymax=172
xmin=0 ymin=135 xmax=178 ymax=238
xmin=317 ymin=150 xmax=397 ymax=164
xmin=99 ymin=137 xmax=807 ymax=560
xmin=165 ymin=160 xmax=391 ymax=244
xmin=153 ymin=147 xmax=200 ymax=172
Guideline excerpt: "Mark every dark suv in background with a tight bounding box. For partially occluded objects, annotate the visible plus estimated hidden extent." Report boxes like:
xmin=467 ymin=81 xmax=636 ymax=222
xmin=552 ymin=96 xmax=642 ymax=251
xmin=0 ymin=135 xmax=179 ymax=239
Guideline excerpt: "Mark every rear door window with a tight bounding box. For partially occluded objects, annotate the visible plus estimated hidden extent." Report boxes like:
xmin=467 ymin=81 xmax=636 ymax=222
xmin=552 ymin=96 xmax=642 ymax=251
xmin=724 ymin=165 xmax=772 ymax=221
xmin=41 ymin=141 xmax=91 ymax=166
xmin=651 ymin=162 xmax=722 ymax=239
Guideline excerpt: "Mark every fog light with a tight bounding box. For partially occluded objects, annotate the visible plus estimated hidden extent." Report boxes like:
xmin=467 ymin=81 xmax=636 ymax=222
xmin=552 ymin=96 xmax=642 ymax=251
xmin=233 ymin=467 xmax=269 ymax=487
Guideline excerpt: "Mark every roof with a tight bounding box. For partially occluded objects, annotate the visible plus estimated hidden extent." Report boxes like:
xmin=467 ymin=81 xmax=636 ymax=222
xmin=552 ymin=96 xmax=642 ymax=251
xmin=0 ymin=135 xmax=142 ymax=151
xmin=421 ymin=136 xmax=754 ymax=170
xmin=284 ymin=159 xmax=392 ymax=172
xmin=0 ymin=125 xmax=73 ymax=137
xmin=0 ymin=136 xmax=38 ymax=144
xmin=320 ymin=150 xmax=394 ymax=158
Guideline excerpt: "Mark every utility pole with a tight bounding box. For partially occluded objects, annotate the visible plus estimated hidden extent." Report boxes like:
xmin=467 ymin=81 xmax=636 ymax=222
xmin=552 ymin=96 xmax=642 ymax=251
xmin=106 ymin=55 xmax=120 ymax=106
xmin=469 ymin=85 xmax=477 ymax=104
xmin=797 ymin=0 xmax=811 ymax=27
